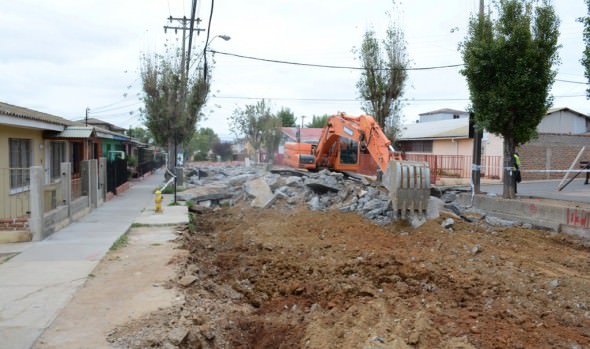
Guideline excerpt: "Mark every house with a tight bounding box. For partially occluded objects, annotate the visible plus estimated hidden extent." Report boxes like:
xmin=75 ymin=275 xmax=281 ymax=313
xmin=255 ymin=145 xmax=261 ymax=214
xmin=537 ymin=107 xmax=590 ymax=135
xmin=0 ymin=102 xmax=146 ymax=243
xmin=0 ymin=102 xmax=73 ymax=242
xmin=519 ymin=107 xmax=590 ymax=180
xmin=418 ymin=108 xmax=469 ymax=123
xmin=398 ymin=107 xmax=590 ymax=183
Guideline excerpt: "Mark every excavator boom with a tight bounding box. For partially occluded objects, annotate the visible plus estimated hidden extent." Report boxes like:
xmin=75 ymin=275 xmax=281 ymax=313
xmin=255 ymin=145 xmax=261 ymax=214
xmin=284 ymin=113 xmax=430 ymax=217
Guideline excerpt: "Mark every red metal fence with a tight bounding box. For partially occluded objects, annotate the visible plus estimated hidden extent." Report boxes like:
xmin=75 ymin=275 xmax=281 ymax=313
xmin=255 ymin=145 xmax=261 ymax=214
xmin=405 ymin=154 xmax=503 ymax=184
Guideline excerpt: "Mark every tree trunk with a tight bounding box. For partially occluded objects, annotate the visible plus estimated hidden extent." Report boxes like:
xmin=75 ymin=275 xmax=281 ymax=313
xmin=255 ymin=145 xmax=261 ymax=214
xmin=167 ymin=137 xmax=175 ymax=172
xmin=502 ymin=137 xmax=516 ymax=199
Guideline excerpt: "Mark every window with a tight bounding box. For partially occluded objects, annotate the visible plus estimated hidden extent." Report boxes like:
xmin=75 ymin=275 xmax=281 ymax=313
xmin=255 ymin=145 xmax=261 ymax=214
xmin=50 ymin=141 xmax=66 ymax=180
xmin=400 ymin=140 xmax=433 ymax=153
xmin=453 ymin=114 xmax=460 ymax=119
xmin=9 ymin=138 xmax=32 ymax=190
xmin=339 ymin=138 xmax=358 ymax=164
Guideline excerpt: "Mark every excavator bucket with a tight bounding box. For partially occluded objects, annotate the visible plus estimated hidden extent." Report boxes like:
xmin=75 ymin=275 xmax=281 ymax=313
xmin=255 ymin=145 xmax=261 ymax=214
xmin=382 ymin=160 xmax=431 ymax=217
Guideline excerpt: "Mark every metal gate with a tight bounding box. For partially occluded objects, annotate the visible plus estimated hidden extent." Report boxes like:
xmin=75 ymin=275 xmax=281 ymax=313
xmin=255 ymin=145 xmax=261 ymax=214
xmin=106 ymin=158 xmax=128 ymax=194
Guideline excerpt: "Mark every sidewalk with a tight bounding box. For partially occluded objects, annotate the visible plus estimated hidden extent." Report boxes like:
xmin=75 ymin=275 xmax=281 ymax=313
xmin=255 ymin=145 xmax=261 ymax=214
xmin=0 ymin=170 xmax=182 ymax=349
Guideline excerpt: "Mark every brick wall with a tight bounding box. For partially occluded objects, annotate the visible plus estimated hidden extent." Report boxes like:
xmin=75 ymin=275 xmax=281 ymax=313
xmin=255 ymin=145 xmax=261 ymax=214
xmin=0 ymin=216 xmax=30 ymax=230
xmin=519 ymin=134 xmax=590 ymax=180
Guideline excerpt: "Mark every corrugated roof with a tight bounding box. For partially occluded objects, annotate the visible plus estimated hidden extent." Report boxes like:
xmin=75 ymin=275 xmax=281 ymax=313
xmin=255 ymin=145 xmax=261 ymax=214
xmin=399 ymin=118 xmax=469 ymax=140
xmin=0 ymin=101 xmax=74 ymax=126
xmin=47 ymin=126 xmax=95 ymax=139
xmin=546 ymin=107 xmax=589 ymax=119
xmin=419 ymin=108 xmax=468 ymax=116
xmin=75 ymin=117 xmax=126 ymax=132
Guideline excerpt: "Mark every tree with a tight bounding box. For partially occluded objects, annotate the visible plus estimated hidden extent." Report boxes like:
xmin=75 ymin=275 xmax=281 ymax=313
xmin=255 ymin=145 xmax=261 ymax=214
xmin=277 ymin=107 xmax=297 ymax=127
xmin=229 ymin=99 xmax=273 ymax=161
xmin=185 ymin=127 xmax=219 ymax=161
xmin=126 ymin=127 xmax=153 ymax=144
xmin=580 ymin=0 xmax=590 ymax=97
xmin=212 ymin=142 xmax=234 ymax=161
xmin=461 ymin=0 xmax=559 ymax=199
xmin=140 ymin=46 xmax=209 ymax=170
xmin=356 ymin=6 xmax=409 ymax=137
xmin=305 ymin=114 xmax=329 ymax=128
xmin=261 ymin=115 xmax=283 ymax=161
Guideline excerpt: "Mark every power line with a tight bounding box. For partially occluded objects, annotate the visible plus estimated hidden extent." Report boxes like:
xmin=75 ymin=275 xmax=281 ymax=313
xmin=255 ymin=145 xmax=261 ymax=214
xmin=211 ymin=94 xmax=587 ymax=103
xmin=208 ymin=50 xmax=464 ymax=71
xmin=555 ymin=78 xmax=588 ymax=85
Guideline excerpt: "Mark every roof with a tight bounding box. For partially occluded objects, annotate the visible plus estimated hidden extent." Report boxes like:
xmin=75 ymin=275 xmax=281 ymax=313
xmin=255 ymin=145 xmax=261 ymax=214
xmin=48 ymin=126 xmax=95 ymax=139
xmin=281 ymin=127 xmax=323 ymax=143
xmin=76 ymin=117 xmax=126 ymax=132
xmin=0 ymin=101 xmax=73 ymax=126
xmin=419 ymin=108 xmax=468 ymax=116
xmin=399 ymin=118 xmax=469 ymax=140
xmin=546 ymin=107 xmax=590 ymax=119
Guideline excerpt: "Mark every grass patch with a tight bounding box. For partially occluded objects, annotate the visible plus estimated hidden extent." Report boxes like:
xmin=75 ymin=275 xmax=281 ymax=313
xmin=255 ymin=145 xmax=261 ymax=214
xmin=150 ymin=243 xmax=162 ymax=246
xmin=156 ymin=186 xmax=186 ymax=194
xmin=110 ymin=233 xmax=129 ymax=251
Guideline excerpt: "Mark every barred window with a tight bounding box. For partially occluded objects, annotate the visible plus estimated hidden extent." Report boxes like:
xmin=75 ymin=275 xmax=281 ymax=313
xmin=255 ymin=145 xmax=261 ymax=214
xmin=50 ymin=141 xmax=66 ymax=180
xmin=9 ymin=138 xmax=32 ymax=190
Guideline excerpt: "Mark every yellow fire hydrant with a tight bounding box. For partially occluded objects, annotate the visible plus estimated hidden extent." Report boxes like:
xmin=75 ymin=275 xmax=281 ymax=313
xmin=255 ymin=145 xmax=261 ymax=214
xmin=155 ymin=190 xmax=163 ymax=213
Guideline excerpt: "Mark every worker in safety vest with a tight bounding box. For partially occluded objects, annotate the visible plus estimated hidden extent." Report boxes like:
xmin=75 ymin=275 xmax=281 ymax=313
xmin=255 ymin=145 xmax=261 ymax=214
xmin=512 ymin=152 xmax=521 ymax=193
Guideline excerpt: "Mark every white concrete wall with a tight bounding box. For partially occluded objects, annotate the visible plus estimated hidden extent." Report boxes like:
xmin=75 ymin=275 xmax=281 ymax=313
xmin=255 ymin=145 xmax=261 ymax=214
xmin=419 ymin=112 xmax=469 ymax=123
xmin=432 ymin=139 xmax=472 ymax=156
xmin=538 ymin=110 xmax=587 ymax=135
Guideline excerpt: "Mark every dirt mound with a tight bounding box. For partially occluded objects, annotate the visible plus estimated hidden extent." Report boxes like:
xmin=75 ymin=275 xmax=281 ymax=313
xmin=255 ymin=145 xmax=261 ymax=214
xmin=108 ymin=202 xmax=590 ymax=349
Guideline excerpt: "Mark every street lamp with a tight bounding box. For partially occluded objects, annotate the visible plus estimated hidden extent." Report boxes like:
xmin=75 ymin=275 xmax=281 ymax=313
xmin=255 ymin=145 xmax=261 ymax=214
xmin=204 ymin=34 xmax=231 ymax=82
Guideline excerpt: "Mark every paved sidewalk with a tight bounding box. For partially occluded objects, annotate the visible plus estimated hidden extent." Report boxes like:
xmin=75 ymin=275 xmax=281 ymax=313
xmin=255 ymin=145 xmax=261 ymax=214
xmin=0 ymin=170 xmax=180 ymax=349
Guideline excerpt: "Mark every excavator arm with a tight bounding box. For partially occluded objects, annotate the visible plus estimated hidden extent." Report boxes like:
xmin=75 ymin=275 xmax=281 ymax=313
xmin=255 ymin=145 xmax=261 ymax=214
xmin=284 ymin=112 xmax=430 ymax=217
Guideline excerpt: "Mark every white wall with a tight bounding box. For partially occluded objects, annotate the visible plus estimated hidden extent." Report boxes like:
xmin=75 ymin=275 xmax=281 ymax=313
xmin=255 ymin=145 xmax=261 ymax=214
xmin=537 ymin=110 xmax=588 ymax=135
xmin=419 ymin=112 xmax=469 ymax=123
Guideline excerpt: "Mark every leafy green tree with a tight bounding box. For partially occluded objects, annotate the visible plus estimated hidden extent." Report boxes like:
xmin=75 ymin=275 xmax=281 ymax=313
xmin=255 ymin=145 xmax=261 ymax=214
xmin=305 ymin=114 xmax=329 ymax=128
xmin=356 ymin=5 xmax=409 ymax=137
xmin=229 ymin=99 xmax=273 ymax=161
xmin=212 ymin=142 xmax=234 ymax=161
xmin=276 ymin=107 xmax=297 ymax=127
xmin=185 ymin=128 xmax=219 ymax=161
xmin=461 ymin=0 xmax=559 ymax=198
xmin=580 ymin=0 xmax=590 ymax=97
xmin=126 ymin=127 xmax=153 ymax=144
xmin=140 ymin=46 xmax=209 ymax=169
xmin=261 ymin=115 xmax=283 ymax=161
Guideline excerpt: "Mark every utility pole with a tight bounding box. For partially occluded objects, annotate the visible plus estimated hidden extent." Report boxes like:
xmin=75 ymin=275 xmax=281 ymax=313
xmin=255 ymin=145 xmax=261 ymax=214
xmin=164 ymin=16 xmax=204 ymax=203
xmin=85 ymin=107 xmax=89 ymax=126
xmin=471 ymin=0 xmax=484 ymax=194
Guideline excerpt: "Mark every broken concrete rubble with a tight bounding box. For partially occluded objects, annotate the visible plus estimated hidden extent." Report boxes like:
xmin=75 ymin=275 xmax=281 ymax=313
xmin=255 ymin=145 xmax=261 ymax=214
xmin=178 ymin=163 xmax=506 ymax=226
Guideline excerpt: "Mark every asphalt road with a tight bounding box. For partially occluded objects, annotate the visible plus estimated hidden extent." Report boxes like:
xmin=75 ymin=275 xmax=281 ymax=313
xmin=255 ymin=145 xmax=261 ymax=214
xmin=481 ymin=178 xmax=590 ymax=204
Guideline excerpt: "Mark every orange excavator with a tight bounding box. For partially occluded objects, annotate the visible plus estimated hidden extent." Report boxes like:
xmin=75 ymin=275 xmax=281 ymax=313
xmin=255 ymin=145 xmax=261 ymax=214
xmin=284 ymin=113 xmax=431 ymax=215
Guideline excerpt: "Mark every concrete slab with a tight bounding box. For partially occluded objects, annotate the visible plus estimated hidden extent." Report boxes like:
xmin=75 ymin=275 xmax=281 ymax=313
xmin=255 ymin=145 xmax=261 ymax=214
xmin=0 ymin=326 xmax=44 ymax=349
xmin=9 ymin=243 xmax=109 ymax=262
xmin=0 ymin=242 xmax=33 ymax=254
xmin=134 ymin=205 xmax=188 ymax=226
xmin=244 ymin=177 xmax=275 ymax=208
xmin=0 ymin=261 xmax=96 ymax=286
xmin=0 ymin=282 xmax=83 ymax=327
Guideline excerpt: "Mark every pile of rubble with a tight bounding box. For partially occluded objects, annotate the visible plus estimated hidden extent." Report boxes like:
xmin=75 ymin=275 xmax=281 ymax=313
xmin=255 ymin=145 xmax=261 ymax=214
xmin=180 ymin=164 xmax=442 ymax=226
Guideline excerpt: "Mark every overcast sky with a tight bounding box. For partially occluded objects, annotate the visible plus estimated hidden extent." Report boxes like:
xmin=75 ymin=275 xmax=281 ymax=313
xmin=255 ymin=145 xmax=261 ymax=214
xmin=1 ymin=0 xmax=587 ymax=140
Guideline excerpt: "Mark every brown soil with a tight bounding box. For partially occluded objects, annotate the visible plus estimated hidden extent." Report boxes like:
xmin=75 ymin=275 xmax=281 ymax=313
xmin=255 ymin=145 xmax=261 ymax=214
xmin=106 ymin=203 xmax=590 ymax=349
